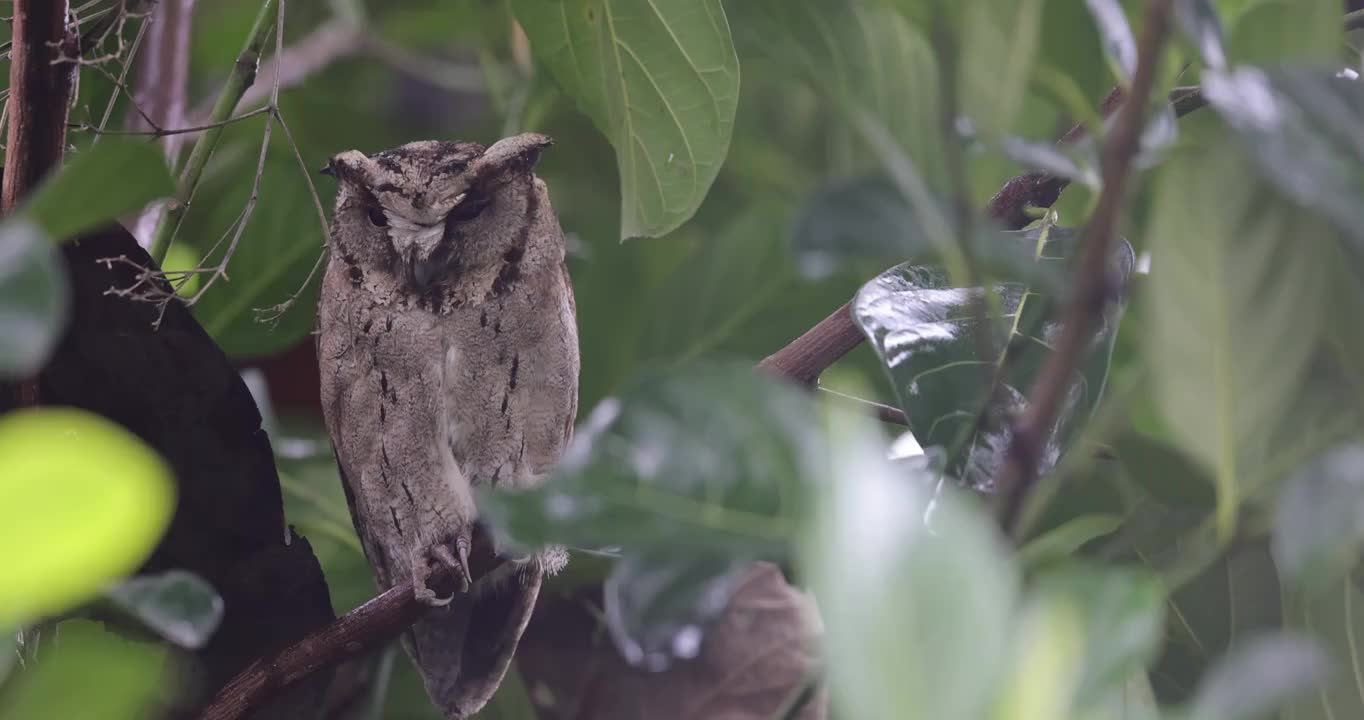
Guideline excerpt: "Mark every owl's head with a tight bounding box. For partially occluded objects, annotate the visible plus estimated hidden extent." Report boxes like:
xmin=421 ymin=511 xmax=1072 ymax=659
xmin=322 ymin=133 xmax=553 ymax=292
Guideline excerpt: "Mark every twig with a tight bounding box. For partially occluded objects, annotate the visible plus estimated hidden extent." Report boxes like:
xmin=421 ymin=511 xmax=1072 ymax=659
xmin=148 ymin=0 xmax=278 ymax=265
xmin=996 ymin=0 xmax=1175 ymax=535
xmin=816 ymin=386 xmax=908 ymax=426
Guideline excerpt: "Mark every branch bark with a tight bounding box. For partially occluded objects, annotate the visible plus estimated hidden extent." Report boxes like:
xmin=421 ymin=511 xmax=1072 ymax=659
xmin=996 ymin=0 xmax=1176 ymax=534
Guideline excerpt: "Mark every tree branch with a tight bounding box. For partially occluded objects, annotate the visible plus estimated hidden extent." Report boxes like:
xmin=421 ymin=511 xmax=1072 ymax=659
xmin=996 ymin=0 xmax=1175 ymax=534
xmin=148 ymin=0 xmax=278 ymax=265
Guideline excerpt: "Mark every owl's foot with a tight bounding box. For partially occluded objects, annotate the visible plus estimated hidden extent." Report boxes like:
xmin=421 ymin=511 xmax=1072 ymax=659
xmin=411 ymin=560 xmax=454 ymax=607
xmin=432 ymin=539 xmax=473 ymax=591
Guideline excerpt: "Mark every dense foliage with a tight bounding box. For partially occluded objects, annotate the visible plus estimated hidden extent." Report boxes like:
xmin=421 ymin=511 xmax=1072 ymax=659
xmin=5 ymin=0 xmax=1364 ymax=718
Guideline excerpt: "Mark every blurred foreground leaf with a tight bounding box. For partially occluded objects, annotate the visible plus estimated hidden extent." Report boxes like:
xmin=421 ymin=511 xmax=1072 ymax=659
xmin=103 ymin=570 xmax=223 ymax=650
xmin=0 ymin=220 xmax=67 ymax=378
xmin=1272 ymin=444 xmax=1364 ymax=592
xmin=20 ymin=141 xmax=175 ymax=243
xmin=0 ymin=408 xmax=174 ymax=627
xmin=1190 ymin=633 xmax=1328 ymax=720
xmin=0 ymin=620 xmax=166 ymax=720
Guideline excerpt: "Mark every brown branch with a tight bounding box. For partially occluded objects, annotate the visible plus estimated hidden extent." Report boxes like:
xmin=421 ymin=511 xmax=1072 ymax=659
xmin=996 ymin=0 xmax=1176 ymax=535
xmin=3 ymin=0 xmax=78 ymax=409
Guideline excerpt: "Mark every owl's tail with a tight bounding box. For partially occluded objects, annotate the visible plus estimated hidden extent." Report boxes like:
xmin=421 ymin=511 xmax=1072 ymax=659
xmin=403 ymin=563 xmax=545 ymax=719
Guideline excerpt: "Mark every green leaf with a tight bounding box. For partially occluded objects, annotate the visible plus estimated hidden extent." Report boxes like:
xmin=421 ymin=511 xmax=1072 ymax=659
xmin=1174 ymin=0 xmax=1228 ymax=70
xmin=0 ymin=620 xmax=166 ymax=720
xmin=990 ymin=589 xmax=1087 ymax=720
xmin=601 ymin=548 xmax=746 ymax=670
xmin=803 ymin=408 xmax=1017 ymax=720
xmin=1035 ymin=566 xmax=1167 ymax=710
xmin=0 ymin=408 xmax=174 ymax=627
xmin=1018 ymin=514 xmax=1123 ymax=570
xmin=1085 ymin=0 xmax=1137 ymax=80
xmin=1115 ymin=430 xmax=1215 ymax=510
xmin=731 ymin=0 xmax=947 ymax=190
xmin=1191 ymin=632 xmax=1329 ymax=720
xmin=1281 ymin=579 xmax=1364 ymax=719
xmin=0 ymin=220 xmax=67 ymax=378
xmin=1145 ymin=136 xmax=1331 ymax=540
xmin=20 ymin=141 xmax=175 ymax=243
xmin=1273 ymin=444 xmax=1364 ymax=593
xmin=960 ymin=0 xmax=1045 ymax=139
xmin=1202 ymin=68 xmax=1364 ymax=255
xmin=512 ymin=0 xmax=739 ymax=239
xmin=1225 ymin=0 xmax=1340 ymax=65
xmin=478 ymin=361 xmax=820 ymax=556
xmin=103 ymin=571 xmax=224 ymax=650
xmin=852 ymin=223 xmax=1133 ymax=488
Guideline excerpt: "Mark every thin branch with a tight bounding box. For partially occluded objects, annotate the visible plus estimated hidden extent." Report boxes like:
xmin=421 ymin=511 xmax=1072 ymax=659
xmin=996 ymin=0 xmax=1175 ymax=535
xmin=72 ymin=106 xmax=273 ymax=137
xmin=148 ymin=0 xmax=278 ymax=265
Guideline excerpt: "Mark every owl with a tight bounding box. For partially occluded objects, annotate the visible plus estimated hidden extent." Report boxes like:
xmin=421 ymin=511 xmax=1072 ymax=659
xmin=316 ymin=133 xmax=578 ymax=718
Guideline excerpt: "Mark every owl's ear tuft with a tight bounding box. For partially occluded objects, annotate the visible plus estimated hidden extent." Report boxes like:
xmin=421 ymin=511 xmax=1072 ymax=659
xmin=472 ymin=133 xmax=553 ymax=183
xmin=323 ymin=150 xmax=372 ymax=185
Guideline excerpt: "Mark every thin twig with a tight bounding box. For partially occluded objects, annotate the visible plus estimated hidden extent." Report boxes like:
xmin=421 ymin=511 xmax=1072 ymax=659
xmin=996 ymin=0 xmax=1175 ymax=536
xmin=149 ymin=0 xmax=278 ymax=265
xmin=72 ymin=106 xmax=272 ymax=137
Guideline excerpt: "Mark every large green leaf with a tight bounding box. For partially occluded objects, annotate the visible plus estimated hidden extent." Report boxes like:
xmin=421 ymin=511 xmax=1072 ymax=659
xmin=0 ymin=408 xmax=175 ymax=627
xmin=1225 ymin=0 xmax=1340 ymax=64
xmin=0 ymin=620 xmax=165 ymax=720
xmin=959 ymin=0 xmax=1045 ymax=139
xmin=803 ymin=408 xmax=1018 ymax=720
xmin=1202 ymin=68 xmax=1364 ymax=255
xmin=0 ymin=220 xmax=67 ymax=378
xmin=852 ymin=222 xmax=1133 ymax=489
xmin=512 ymin=0 xmax=739 ymax=239
xmin=731 ymin=0 xmax=947 ymax=190
xmin=1145 ymin=135 xmax=1332 ymax=540
xmin=478 ymin=361 xmax=820 ymax=555
xmin=20 ymin=141 xmax=175 ymax=243
xmin=1191 ymin=632 xmax=1330 ymax=720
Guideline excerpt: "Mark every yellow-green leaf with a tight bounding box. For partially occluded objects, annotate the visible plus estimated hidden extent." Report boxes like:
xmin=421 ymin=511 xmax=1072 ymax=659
xmin=0 ymin=408 xmax=175 ymax=626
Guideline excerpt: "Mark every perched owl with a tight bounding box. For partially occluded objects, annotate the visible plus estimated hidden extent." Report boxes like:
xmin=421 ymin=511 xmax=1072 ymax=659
xmin=316 ymin=133 xmax=578 ymax=718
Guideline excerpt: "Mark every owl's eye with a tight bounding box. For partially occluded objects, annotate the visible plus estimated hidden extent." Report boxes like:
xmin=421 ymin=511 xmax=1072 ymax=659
xmin=446 ymin=194 xmax=491 ymax=224
xmin=366 ymin=206 xmax=389 ymax=228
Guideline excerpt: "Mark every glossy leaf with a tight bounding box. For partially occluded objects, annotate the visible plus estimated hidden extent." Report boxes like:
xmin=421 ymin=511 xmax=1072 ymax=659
xmin=803 ymin=408 xmax=1018 ymax=720
xmin=478 ymin=362 xmax=820 ymax=555
xmin=0 ymin=408 xmax=175 ymax=627
xmin=1174 ymin=0 xmax=1227 ymax=70
xmin=0 ymin=620 xmax=165 ymax=720
xmin=103 ymin=571 xmax=224 ymax=650
xmin=20 ymin=141 xmax=175 ymax=243
xmin=1145 ymin=137 xmax=1330 ymax=539
xmin=0 ymin=220 xmax=67 ymax=378
xmin=1273 ymin=444 xmax=1364 ymax=592
xmin=512 ymin=0 xmax=739 ymax=239
xmin=602 ymin=548 xmax=747 ymax=671
xmin=1086 ymin=0 xmax=1137 ymax=80
xmin=1202 ymin=67 xmax=1364 ymax=254
xmin=853 ymin=223 xmax=1133 ymax=489
xmin=1191 ymin=633 xmax=1329 ymax=720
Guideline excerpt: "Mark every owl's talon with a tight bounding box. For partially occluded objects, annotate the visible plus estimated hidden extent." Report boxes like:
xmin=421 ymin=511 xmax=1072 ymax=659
xmin=432 ymin=543 xmax=472 ymax=592
xmin=412 ymin=563 xmax=455 ymax=607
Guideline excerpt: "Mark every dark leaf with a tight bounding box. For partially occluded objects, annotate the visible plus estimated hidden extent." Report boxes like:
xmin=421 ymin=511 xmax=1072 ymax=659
xmin=103 ymin=570 xmax=224 ymax=650
xmin=803 ymin=408 xmax=1016 ymax=720
xmin=852 ymin=223 xmax=1133 ymax=489
xmin=0 ymin=221 xmax=67 ymax=378
xmin=478 ymin=362 xmax=821 ymax=556
xmin=1202 ymin=67 xmax=1364 ymax=253
xmin=1115 ymin=430 xmax=1215 ymax=509
xmin=1085 ymin=0 xmax=1137 ymax=80
xmin=603 ymin=548 xmax=749 ymax=671
xmin=1191 ymin=633 xmax=1329 ymax=720
xmin=20 ymin=141 xmax=175 ymax=243
xmin=1273 ymin=444 xmax=1364 ymax=592
xmin=1174 ymin=0 xmax=1227 ymax=70
xmin=1017 ymin=514 xmax=1123 ymax=569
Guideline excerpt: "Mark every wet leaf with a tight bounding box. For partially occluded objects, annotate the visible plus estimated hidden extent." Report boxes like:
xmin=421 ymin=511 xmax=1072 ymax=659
xmin=512 ymin=0 xmax=739 ymax=239
xmin=603 ymin=548 xmax=748 ymax=671
xmin=1273 ymin=444 xmax=1364 ymax=592
xmin=103 ymin=571 xmax=224 ymax=650
xmin=1202 ymin=67 xmax=1364 ymax=254
xmin=0 ymin=220 xmax=67 ymax=378
xmin=1174 ymin=0 xmax=1227 ymax=70
xmin=1145 ymin=136 xmax=1331 ymax=539
xmin=1086 ymin=0 xmax=1137 ymax=80
xmin=1191 ymin=633 xmax=1329 ymax=720
xmin=20 ymin=141 xmax=175 ymax=243
xmin=478 ymin=362 xmax=820 ymax=556
xmin=852 ymin=223 xmax=1133 ymax=489
xmin=0 ymin=408 xmax=175 ymax=627
xmin=804 ymin=407 xmax=1017 ymax=720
